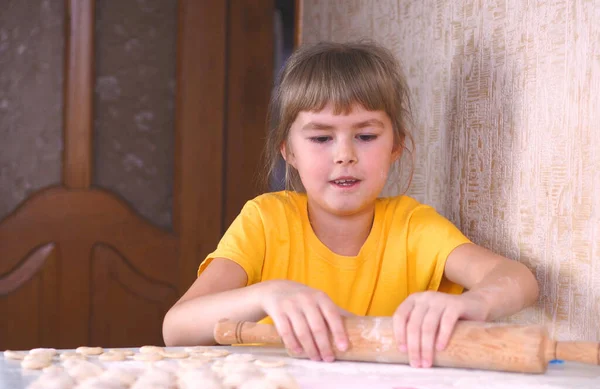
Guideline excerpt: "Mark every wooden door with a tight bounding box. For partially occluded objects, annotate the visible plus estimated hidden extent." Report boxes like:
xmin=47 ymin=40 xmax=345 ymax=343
xmin=0 ymin=0 xmax=273 ymax=350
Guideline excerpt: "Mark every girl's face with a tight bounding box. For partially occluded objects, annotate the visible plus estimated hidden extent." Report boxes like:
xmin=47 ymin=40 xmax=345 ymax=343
xmin=283 ymin=103 xmax=400 ymax=217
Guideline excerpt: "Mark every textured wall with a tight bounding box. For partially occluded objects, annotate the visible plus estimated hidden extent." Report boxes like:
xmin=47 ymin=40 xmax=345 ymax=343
xmin=302 ymin=0 xmax=600 ymax=341
xmin=94 ymin=0 xmax=176 ymax=230
xmin=0 ymin=0 xmax=64 ymax=220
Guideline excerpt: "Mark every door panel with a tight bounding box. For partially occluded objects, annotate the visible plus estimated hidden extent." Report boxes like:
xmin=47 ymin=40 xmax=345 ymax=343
xmin=0 ymin=187 xmax=178 ymax=348
xmin=0 ymin=243 xmax=60 ymax=349
xmin=224 ymin=0 xmax=274 ymax=226
xmin=0 ymin=0 xmax=64 ymax=221
xmin=0 ymin=0 xmax=273 ymax=350
xmin=90 ymin=244 xmax=178 ymax=347
xmin=93 ymin=0 xmax=177 ymax=230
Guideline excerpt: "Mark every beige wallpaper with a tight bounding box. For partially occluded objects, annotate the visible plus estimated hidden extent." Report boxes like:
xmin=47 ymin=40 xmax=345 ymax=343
xmin=301 ymin=0 xmax=600 ymax=341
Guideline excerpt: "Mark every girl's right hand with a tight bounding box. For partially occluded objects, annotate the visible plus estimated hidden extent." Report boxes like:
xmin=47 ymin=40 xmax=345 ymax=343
xmin=260 ymin=280 xmax=350 ymax=362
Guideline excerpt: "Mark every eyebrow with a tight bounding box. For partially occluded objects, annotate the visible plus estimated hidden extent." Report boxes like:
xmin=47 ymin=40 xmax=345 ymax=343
xmin=301 ymin=119 xmax=385 ymax=130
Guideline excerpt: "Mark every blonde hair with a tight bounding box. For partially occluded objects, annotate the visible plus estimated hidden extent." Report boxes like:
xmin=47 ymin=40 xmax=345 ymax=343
xmin=264 ymin=41 xmax=414 ymax=193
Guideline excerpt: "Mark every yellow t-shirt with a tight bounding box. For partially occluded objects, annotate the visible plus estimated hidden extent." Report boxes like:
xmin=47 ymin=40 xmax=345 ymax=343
xmin=199 ymin=191 xmax=471 ymax=321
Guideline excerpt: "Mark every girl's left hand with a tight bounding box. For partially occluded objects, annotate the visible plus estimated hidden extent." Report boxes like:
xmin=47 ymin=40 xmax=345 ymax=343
xmin=392 ymin=291 xmax=489 ymax=368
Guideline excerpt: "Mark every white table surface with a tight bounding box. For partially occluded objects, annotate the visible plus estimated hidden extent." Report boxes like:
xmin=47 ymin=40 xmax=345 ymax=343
xmin=1 ymin=346 xmax=600 ymax=388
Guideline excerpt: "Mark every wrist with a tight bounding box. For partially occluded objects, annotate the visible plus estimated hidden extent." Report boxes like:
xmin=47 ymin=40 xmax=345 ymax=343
xmin=249 ymin=279 xmax=290 ymax=309
xmin=260 ymin=279 xmax=291 ymax=293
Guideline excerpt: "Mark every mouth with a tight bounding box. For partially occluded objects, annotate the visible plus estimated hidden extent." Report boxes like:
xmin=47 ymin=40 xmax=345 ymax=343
xmin=330 ymin=177 xmax=361 ymax=188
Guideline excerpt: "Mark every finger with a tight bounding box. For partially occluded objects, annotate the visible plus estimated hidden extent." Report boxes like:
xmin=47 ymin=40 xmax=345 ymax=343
xmin=420 ymin=307 xmax=444 ymax=368
xmin=303 ymin=303 xmax=335 ymax=362
xmin=338 ymin=306 xmax=358 ymax=318
xmin=320 ymin=299 xmax=349 ymax=352
xmin=271 ymin=313 xmax=302 ymax=354
xmin=406 ymin=304 xmax=428 ymax=368
xmin=393 ymin=298 xmax=415 ymax=352
xmin=285 ymin=307 xmax=321 ymax=361
xmin=436 ymin=309 xmax=460 ymax=351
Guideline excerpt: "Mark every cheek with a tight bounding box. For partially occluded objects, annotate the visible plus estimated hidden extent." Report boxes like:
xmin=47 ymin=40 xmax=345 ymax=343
xmin=379 ymin=168 xmax=391 ymax=182
xmin=364 ymin=148 xmax=393 ymax=166
xmin=300 ymin=159 xmax=327 ymax=177
xmin=295 ymin=153 xmax=328 ymax=182
xmin=296 ymin=145 xmax=323 ymax=164
xmin=365 ymin=152 xmax=395 ymax=179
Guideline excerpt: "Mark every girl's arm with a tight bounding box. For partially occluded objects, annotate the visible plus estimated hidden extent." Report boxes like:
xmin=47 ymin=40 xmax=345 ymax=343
xmin=393 ymin=243 xmax=539 ymax=369
xmin=163 ymin=258 xmax=350 ymax=360
xmin=162 ymin=258 xmax=267 ymax=346
xmin=444 ymin=243 xmax=540 ymax=320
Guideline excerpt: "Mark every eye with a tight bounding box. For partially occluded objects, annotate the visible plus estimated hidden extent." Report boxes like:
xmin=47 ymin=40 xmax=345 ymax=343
xmin=309 ymin=136 xmax=331 ymax=143
xmin=357 ymin=134 xmax=377 ymax=141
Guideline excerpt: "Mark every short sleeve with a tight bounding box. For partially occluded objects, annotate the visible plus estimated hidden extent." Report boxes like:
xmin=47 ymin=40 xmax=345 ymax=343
xmin=406 ymin=206 xmax=471 ymax=294
xmin=198 ymin=201 xmax=266 ymax=285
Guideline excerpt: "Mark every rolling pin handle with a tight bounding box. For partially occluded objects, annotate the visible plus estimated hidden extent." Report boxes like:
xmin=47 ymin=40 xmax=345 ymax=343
xmin=214 ymin=319 xmax=283 ymax=345
xmin=554 ymin=341 xmax=600 ymax=365
xmin=213 ymin=318 xmax=239 ymax=345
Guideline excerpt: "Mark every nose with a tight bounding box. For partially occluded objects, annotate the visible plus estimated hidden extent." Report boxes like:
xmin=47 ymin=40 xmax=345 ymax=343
xmin=334 ymin=139 xmax=358 ymax=165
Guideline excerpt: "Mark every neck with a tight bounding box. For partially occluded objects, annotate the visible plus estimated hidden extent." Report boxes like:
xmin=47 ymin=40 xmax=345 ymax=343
xmin=306 ymin=200 xmax=375 ymax=257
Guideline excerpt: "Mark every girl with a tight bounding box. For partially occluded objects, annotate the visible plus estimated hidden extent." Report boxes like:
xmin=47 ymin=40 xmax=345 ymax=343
xmin=162 ymin=41 xmax=539 ymax=369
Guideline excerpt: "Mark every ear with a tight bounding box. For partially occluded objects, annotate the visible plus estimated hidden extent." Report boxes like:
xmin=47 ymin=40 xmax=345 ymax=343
xmin=280 ymin=142 xmax=297 ymax=168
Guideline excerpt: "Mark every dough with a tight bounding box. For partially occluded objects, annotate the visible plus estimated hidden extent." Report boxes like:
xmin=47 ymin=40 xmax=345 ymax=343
xmin=131 ymin=383 xmax=172 ymax=389
xmin=3 ymin=350 xmax=27 ymax=360
xmin=42 ymin=365 xmax=64 ymax=373
xmin=24 ymin=353 xmax=53 ymax=362
xmin=188 ymin=353 xmax=213 ymax=361
xmin=21 ymin=357 xmax=52 ymax=370
xmin=74 ymin=376 xmax=126 ymax=389
xmin=160 ymin=350 xmax=189 ymax=359
xmin=100 ymin=368 xmax=139 ymax=385
xmin=202 ymin=348 xmax=230 ymax=358
xmin=65 ymin=360 xmax=104 ymax=382
xmin=99 ymin=351 xmax=127 ymax=361
xmin=222 ymin=370 xmax=263 ymax=388
xmin=209 ymin=359 xmax=229 ymax=376
xmin=76 ymin=346 xmax=104 ymax=356
xmin=177 ymin=368 xmax=219 ymax=381
xmin=254 ymin=359 xmax=287 ymax=368
xmin=179 ymin=378 xmax=223 ymax=389
xmin=107 ymin=349 xmax=134 ymax=356
xmin=26 ymin=370 xmax=75 ymax=389
xmin=60 ymin=352 xmax=87 ymax=360
xmin=132 ymin=368 xmax=174 ymax=388
xmin=151 ymin=360 xmax=180 ymax=373
xmin=224 ymin=353 xmax=255 ymax=363
xmin=62 ymin=358 xmax=88 ymax=369
xmin=133 ymin=352 xmax=164 ymax=362
xmin=238 ymin=377 xmax=278 ymax=389
xmin=29 ymin=348 xmax=58 ymax=357
xmin=264 ymin=370 xmax=300 ymax=389
xmin=139 ymin=345 xmax=164 ymax=354
xmin=184 ymin=346 xmax=212 ymax=353
xmin=221 ymin=361 xmax=260 ymax=374
xmin=178 ymin=359 xmax=211 ymax=370
xmin=178 ymin=371 xmax=223 ymax=389
xmin=138 ymin=352 xmax=165 ymax=362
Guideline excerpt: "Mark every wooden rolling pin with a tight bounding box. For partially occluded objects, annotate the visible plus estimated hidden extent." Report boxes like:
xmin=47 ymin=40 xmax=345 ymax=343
xmin=214 ymin=317 xmax=600 ymax=374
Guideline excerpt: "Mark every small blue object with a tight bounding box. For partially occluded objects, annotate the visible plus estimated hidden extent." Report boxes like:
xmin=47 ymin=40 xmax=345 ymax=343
xmin=549 ymin=359 xmax=564 ymax=364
